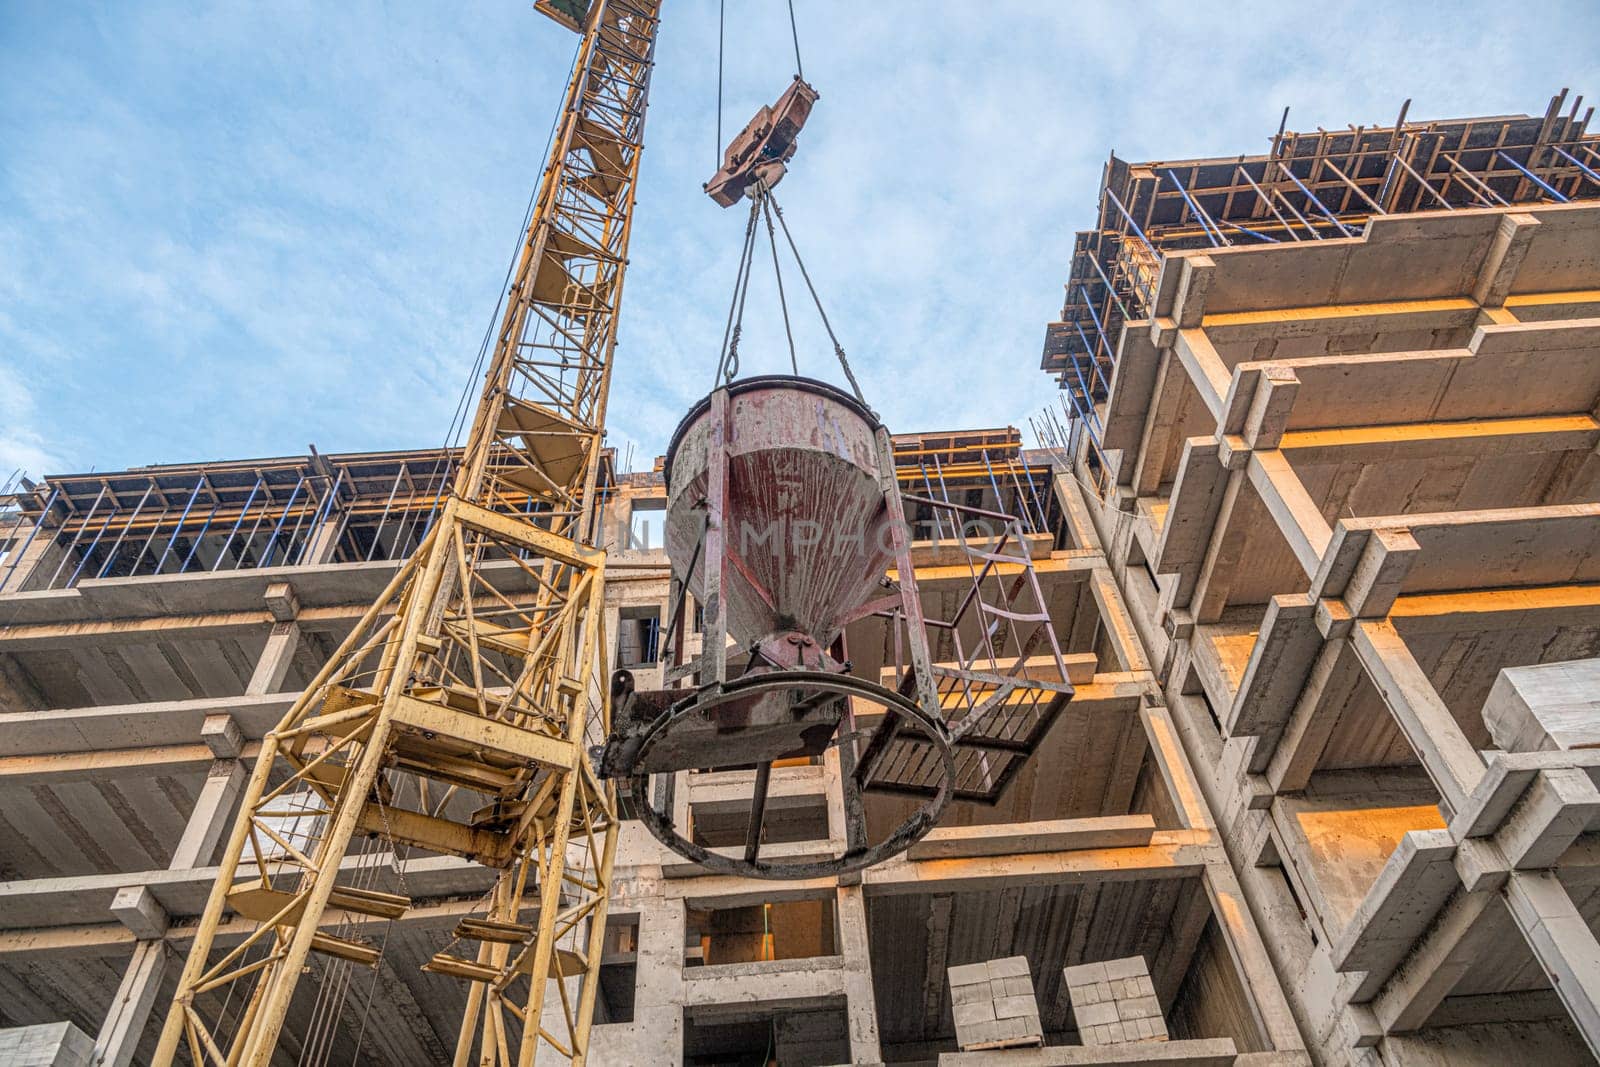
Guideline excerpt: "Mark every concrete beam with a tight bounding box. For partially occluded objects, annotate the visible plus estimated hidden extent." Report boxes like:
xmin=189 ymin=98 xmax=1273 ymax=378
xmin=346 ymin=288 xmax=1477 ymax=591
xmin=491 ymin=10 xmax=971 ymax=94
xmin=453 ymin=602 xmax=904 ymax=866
xmin=1227 ymin=595 xmax=1319 ymax=739
xmin=1278 ymin=413 xmax=1600 ymax=465
xmin=263 ymin=580 xmax=299 ymax=622
xmin=1503 ymin=871 xmax=1600 ymax=1059
xmin=1264 ymin=637 xmax=1365 ymax=791
xmin=1152 ymin=439 xmax=1228 ymax=605
xmin=1246 ymin=452 xmax=1332 ymax=581
xmin=0 ymin=692 xmax=295 ymax=756
xmin=1351 ymin=620 xmax=1486 ymax=817
xmin=1369 ymin=889 xmax=1497 ymax=1033
xmin=199 ymin=714 xmax=243 ymax=759
xmin=865 ymin=830 xmax=1214 ymax=896
xmin=1332 ymin=829 xmax=1459 ymax=1001
xmin=1473 ymin=212 xmax=1541 ymax=307
xmin=681 ymin=957 xmax=846 ymax=1011
xmin=937 ymin=1036 xmax=1238 ymax=1066
xmin=906 ymin=815 xmax=1156 ymax=860
xmin=109 ymin=885 xmax=168 ymax=940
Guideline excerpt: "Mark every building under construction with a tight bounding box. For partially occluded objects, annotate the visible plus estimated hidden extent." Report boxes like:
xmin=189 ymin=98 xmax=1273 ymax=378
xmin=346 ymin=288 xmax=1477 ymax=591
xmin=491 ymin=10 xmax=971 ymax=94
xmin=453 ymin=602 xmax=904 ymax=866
xmin=2 ymin=48 xmax=1600 ymax=1067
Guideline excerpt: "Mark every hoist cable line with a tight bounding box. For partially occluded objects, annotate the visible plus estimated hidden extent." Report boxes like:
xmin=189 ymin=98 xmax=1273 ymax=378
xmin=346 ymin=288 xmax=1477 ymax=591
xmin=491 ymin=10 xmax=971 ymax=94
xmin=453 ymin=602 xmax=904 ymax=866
xmin=714 ymin=194 xmax=763 ymax=386
xmin=716 ymin=0 xmax=725 ymax=172
xmin=760 ymin=192 xmax=800 ymax=376
xmin=710 ymin=186 xmax=865 ymax=405
xmin=767 ymin=191 xmax=867 ymax=405
xmin=786 ymin=0 xmax=804 ymax=80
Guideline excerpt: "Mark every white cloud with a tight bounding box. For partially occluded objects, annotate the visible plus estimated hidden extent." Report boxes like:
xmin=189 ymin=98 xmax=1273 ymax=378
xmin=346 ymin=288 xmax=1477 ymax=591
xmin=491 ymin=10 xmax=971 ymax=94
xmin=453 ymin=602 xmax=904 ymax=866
xmin=0 ymin=0 xmax=1596 ymax=476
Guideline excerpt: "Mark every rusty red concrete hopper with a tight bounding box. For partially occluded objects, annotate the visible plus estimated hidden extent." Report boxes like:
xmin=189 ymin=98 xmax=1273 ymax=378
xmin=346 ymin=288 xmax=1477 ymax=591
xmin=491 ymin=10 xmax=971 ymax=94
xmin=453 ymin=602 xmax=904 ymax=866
xmin=607 ymin=376 xmax=896 ymax=775
xmin=597 ymin=375 xmax=956 ymax=879
xmin=663 ymin=375 xmax=894 ymax=652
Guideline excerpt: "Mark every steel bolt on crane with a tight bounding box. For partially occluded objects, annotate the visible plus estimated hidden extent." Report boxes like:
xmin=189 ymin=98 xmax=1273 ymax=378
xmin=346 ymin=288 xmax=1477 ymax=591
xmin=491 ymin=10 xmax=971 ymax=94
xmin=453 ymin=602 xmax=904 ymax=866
xmin=155 ymin=1 xmax=659 ymax=1062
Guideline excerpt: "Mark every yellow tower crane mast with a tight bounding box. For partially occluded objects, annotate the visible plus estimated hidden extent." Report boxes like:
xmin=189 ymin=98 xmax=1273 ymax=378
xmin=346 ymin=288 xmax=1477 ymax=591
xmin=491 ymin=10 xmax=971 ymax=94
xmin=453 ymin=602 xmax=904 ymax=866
xmin=155 ymin=0 xmax=661 ymax=1062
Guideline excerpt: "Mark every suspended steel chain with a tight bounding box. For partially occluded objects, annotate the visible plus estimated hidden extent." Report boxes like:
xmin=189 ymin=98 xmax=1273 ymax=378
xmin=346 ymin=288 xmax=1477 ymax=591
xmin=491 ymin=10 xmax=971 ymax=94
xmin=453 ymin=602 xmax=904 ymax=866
xmin=154 ymin=2 xmax=661 ymax=1065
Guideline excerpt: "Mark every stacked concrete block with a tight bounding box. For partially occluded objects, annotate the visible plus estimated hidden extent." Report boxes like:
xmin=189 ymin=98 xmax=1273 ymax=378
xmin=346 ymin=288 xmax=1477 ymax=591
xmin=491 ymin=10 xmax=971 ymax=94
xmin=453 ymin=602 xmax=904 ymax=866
xmin=1063 ymin=955 xmax=1168 ymax=1046
xmin=0 ymin=1022 xmax=95 ymax=1067
xmin=947 ymin=955 xmax=1044 ymax=1051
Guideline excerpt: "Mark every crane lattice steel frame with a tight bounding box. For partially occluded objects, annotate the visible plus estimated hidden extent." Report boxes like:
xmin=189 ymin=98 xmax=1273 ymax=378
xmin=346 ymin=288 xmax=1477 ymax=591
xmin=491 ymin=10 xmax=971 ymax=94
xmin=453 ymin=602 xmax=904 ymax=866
xmin=154 ymin=1 xmax=661 ymax=1062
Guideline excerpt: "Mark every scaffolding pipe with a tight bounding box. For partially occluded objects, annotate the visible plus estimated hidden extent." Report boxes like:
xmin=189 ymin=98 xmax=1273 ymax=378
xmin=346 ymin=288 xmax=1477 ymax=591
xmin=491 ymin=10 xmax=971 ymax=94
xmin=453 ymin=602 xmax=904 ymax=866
xmin=296 ymin=467 xmax=346 ymax=566
xmin=1270 ymin=184 xmax=1324 ymax=240
xmin=98 ymin=483 xmax=155 ymax=580
xmin=178 ymin=505 xmax=220 ymax=574
xmin=214 ymin=475 xmax=265 ymax=571
xmin=1102 ymin=186 xmax=1159 ymax=261
xmin=1161 ymin=170 xmax=1225 ymax=247
xmin=365 ymin=468 xmax=406 ymax=562
xmin=1277 ymin=161 xmax=1358 ymax=235
xmin=1498 ymin=150 xmax=1571 ymax=202
xmin=1081 ymin=251 xmax=1132 ymax=319
xmin=1018 ymin=452 xmax=1050 ymax=533
xmin=1077 ymin=285 xmax=1115 ymax=364
xmin=1236 ymin=165 xmax=1303 ymax=241
xmin=66 ymin=502 xmax=121 ymax=588
xmin=1317 ymin=156 xmax=1387 ymax=214
xmin=1387 ymin=146 xmax=1454 ymax=211
xmin=917 ymin=461 xmax=944 ymax=540
xmin=154 ymin=477 xmax=206 ymax=575
xmin=2 ymin=487 xmax=59 ymax=592
xmin=979 ymin=449 xmax=1006 ymax=515
xmin=1551 ymin=144 xmax=1600 ymax=190
xmin=1441 ymin=152 xmax=1509 ymax=206
xmin=1064 ymin=352 xmax=1105 ymax=438
xmin=46 ymin=485 xmax=110 ymax=589
xmin=1070 ymin=319 xmax=1112 ymax=398
xmin=259 ymin=475 xmax=306 ymax=568
xmin=1215 ymin=217 xmax=1280 ymax=243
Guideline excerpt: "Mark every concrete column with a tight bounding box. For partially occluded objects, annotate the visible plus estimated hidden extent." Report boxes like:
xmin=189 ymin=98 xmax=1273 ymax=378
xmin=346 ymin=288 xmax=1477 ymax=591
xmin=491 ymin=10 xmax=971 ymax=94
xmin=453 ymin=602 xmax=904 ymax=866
xmin=92 ymin=616 xmax=284 ymax=1064
xmin=0 ymin=519 xmax=62 ymax=594
xmin=1503 ymin=870 xmax=1600 ymax=1058
xmin=168 ymin=758 xmax=247 ymax=869
xmin=587 ymin=897 xmax=685 ymax=1065
xmin=246 ymin=621 xmax=301 ymax=696
xmin=836 ymin=884 xmax=883 ymax=1064
xmin=301 ymin=515 xmax=345 ymax=565
xmin=95 ymin=888 xmax=171 ymax=1066
xmin=92 ymin=941 xmax=167 ymax=1067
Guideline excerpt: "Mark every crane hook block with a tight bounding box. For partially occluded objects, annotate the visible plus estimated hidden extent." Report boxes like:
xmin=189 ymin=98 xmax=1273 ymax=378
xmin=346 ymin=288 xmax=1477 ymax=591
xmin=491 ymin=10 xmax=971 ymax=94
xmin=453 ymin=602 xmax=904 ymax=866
xmin=704 ymin=76 xmax=819 ymax=207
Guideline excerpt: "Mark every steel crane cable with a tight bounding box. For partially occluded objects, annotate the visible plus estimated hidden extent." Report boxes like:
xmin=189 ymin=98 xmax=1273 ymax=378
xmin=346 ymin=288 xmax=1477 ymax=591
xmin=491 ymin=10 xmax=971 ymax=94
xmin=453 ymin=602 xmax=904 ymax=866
xmin=786 ymin=0 xmax=804 ymax=80
xmin=713 ymin=193 xmax=763 ymax=387
xmin=715 ymin=0 xmax=724 ymax=172
xmin=711 ymin=186 xmax=865 ymax=403
xmin=766 ymin=191 xmax=867 ymax=405
xmin=759 ymin=191 xmax=800 ymax=375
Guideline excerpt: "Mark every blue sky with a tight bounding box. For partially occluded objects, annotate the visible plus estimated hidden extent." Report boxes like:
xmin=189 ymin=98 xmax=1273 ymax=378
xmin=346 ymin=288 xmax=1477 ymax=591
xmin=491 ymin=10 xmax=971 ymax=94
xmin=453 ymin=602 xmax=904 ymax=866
xmin=1 ymin=2 xmax=1597 ymax=480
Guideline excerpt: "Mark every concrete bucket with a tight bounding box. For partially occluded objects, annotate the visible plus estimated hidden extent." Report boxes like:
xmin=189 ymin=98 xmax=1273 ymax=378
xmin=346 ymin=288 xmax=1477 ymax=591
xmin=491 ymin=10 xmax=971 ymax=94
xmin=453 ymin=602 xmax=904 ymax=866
xmin=662 ymin=375 xmax=894 ymax=651
xmin=599 ymin=374 xmax=956 ymax=879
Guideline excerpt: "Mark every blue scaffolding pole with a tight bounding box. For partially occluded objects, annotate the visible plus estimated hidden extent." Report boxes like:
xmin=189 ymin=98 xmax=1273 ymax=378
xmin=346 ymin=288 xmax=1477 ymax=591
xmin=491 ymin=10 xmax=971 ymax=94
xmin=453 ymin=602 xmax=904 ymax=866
xmin=154 ymin=477 xmax=206 ymax=575
xmin=1162 ymin=170 xmax=1226 ymax=247
xmin=1277 ymin=161 xmax=1359 ymax=236
xmin=214 ymin=475 xmax=264 ymax=571
xmin=4 ymin=486 xmax=62 ymax=589
xmin=97 ymin=483 xmax=155 ymax=579
xmin=1497 ymin=150 xmax=1570 ymax=202
xmin=259 ymin=476 xmax=306 ymax=568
